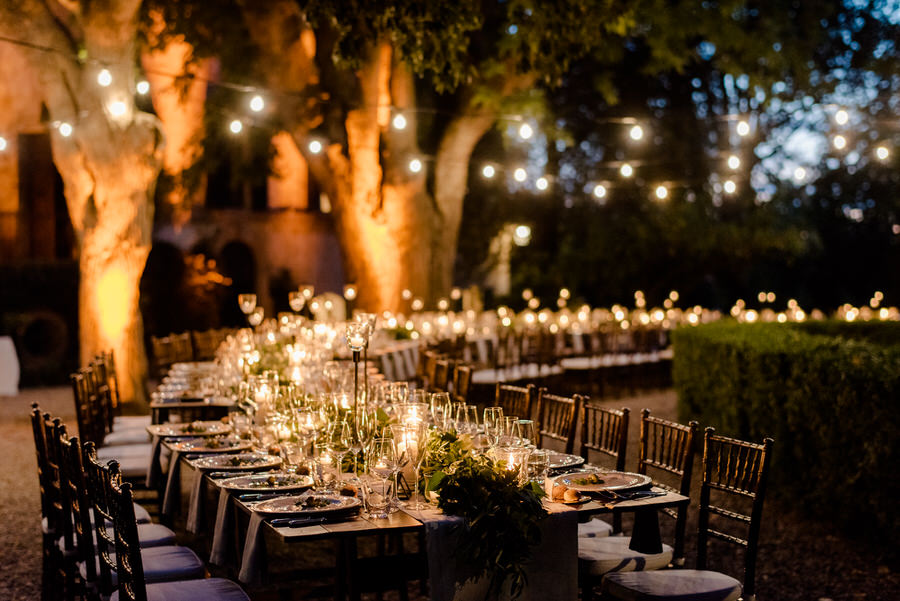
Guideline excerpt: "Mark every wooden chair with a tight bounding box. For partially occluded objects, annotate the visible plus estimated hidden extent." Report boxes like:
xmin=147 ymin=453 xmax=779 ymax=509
xmin=601 ymin=428 xmax=774 ymax=601
xmin=108 ymin=475 xmax=250 ymax=601
xmin=31 ymin=405 xmax=68 ymax=600
xmin=579 ymin=404 xmax=630 ymax=537
xmin=191 ymin=329 xmax=220 ymax=360
xmin=452 ymin=364 xmax=472 ymax=404
xmin=149 ymin=334 xmax=177 ymax=378
xmin=432 ymin=358 xmax=453 ymax=393
xmin=580 ymin=411 xmax=699 ymax=599
xmin=495 ymin=382 xmax=538 ymax=421
xmin=534 ymin=389 xmax=583 ymax=454
xmin=171 ymin=331 xmax=195 ymax=363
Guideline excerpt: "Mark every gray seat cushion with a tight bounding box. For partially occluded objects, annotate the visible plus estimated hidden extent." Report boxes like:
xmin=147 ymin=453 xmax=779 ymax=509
xmin=98 ymin=443 xmax=153 ymax=459
xmin=601 ymin=569 xmax=742 ymax=601
xmin=579 ymin=536 xmax=673 ymax=576
xmin=83 ymin=545 xmax=206 ymax=586
xmin=102 ymin=523 xmax=175 ymax=548
xmin=104 ymin=429 xmax=151 ymax=445
xmin=114 ymin=415 xmax=152 ymax=429
xmin=111 ymin=577 xmax=250 ymax=601
xmin=578 ymin=518 xmax=614 ymax=539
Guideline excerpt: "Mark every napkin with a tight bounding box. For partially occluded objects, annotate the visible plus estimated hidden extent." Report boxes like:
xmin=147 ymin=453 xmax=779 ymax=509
xmin=209 ymin=487 xmax=234 ymax=566
xmin=238 ymin=512 xmax=267 ymax=583
xmin=160 ymin=448 xmax=184 ymax=518
xmin=185 ymin=468 xmax=207 ymax=534
xmin=145 ymin=434 xmax=164 ymax=488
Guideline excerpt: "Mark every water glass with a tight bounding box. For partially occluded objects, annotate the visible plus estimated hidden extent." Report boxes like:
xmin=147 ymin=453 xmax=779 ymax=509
xmin=238 ymin=293 xmax=257 ymax=314
xmin=515 ymin=419 xmax=538 ymax=448
xmin=483 ymin=406 xmax=503 ymax=446
xmin=527 ymin=448 xmax=551 ymax=482
xmin=281 ymin=441 xmax=305 ymax=474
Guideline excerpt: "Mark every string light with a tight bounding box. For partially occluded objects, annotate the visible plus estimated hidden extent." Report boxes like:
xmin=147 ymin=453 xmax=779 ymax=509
xmin=833 ymin=135 xmax=847 ymax=150
xmin=655 ymin=185 xmax=668 ymax=200
xmin=58 ymin=122 xmax=73 ymax=137
xmin=408 ymin=158 xmax=423 ymax=173
xmin=876 ymin=145 xmax=890 ymax=161
xmin=136 ymin=80 xmax=150 ymax=95
xmin=229 ymin=119 xmax=243 ymax=134
xmin=513 ymin=167 xmax=527 ymax=182
xmin=592 ymin=184 xmax=607 ymax=199
xmin=620 ymin=163 xmax=633 ymax=178
xmin=0 ymin=136 xmax=6 ymax=151
xmin=513 ymin=224 xmax=532 ymax=246
xmin=727 ymin=155 xmax=741 ymax=170
xmin=535 ymin=176 xmax=549 ymax=191
xmin=629 ymin=125 xmax=644 ymax=141
xmin=723 ymin=179 xmax=737 ymax=194
xmin=736 ymin=120 xmax=751 ymax=136
xmin=834 ymin=109 xmax=849 ymax=125
xmin=482 ymin=164 xmax=496 ymax=179
xmin=392 ymin=113 xmax=407 ymax=130
xmin=518 ymin=123 xmax=533 ymax=140
xmin=249 ymin=95 xmax=265 ymax=112
xmin=97 ymin=69 xmax=112 ymax=87
xmin=793 ymin=166 xmax=807 ymax=182
xmin=107 ymin=100 xmax=127 ymax=118
xmin=308 ymin=139 xmax=323 ymax=154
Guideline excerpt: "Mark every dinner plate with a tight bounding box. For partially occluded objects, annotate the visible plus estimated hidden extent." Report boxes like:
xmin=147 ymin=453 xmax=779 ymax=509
xmin=149 ymin=421 xmax=232 ymax=438
xmin=253 ymin=493 xmax=361 ymax=516
xmin=554 ymin=470 xmax=652 ymax=493
xmin=192 ymin=452 xmax=282 ymax=471
xmin=220 ymin=472 xmax=314 ymax=492
xmin=167 ymin=437 xmax=250 ymax=453
xmin=548 ymin=453 xmax=585 ymax=470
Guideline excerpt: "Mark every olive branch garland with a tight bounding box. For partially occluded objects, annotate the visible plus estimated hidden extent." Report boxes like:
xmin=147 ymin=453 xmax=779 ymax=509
xmin=423 ymin=430 xmax=548 ymax=600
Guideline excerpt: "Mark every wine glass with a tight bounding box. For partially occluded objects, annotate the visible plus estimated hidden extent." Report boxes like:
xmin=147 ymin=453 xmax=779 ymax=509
xmin=499 ymin=415 xmax=519 ymax=446
xmin=329 ymin=420 xmax=352 ymax=487
xmin=288 ymin=291 xmax=306 ymax=313
xmin=430 ymin=393 xmax=447 ymax=429
xmin=515 ymin=419 xmax=538 ymax=448
xmin=397 ymin=423 xmax=428 ymax=509
xmin=354 ymin=409 xmax=377 ymax=474
xmin=238 ymin=293 xmax=257 ymax=314
xmin=369 ymin=438 xmax=397 ymax=518
xmin=248 ymin=306 xmax=264 ymax=327
xmin=464 ymin=405 xmax=479 ymax=435
xmin=392 ymin=381 xmax=410 ymax=404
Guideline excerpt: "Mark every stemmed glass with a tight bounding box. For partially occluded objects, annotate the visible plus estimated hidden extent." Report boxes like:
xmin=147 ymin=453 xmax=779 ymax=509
xmin=351 ymin=409 xmax=376 ymax=477
xmin=288 ymin=291 xmax=306 ymax=313
xmin=516 ymin=419 xmax=538 ymax=448
xmin=392 ymin=381 xmax=410 ymax=404
xmin=463 ymin=405 xmax=479 ymax=435
xmin=369 ymin=438 xmax=398 ymax=518
xmin=499 ymin=415 xmax=519 ymax=446
xmin=431 ymin=392 xmax=452 ymax=428
xmin=328 ymin=420 xmax=352 ymax=487
xmin=238 ymin=294 xmax=257 ymax=315
xmin=397 ymin=423 xmax=428 ymax=509
xmin=248 ymin=306 xmax=264 ymax=327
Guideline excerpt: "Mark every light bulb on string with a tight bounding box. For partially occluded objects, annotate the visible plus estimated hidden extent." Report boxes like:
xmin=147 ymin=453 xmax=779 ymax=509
xmin=513 ymin=167 xmax=527 ymax=182
xmin=629 ymin=124 xmax=643 ymax=141
xmin=392 ymin=113 xmax=407 ymax=130
xmin=833 ymin=135 xmax=847 ymax=150
xmin=249 ymin=95 xmax=265 ymax=112
xmin=723 ymin=179 xmax=737 ymax=194
xmin=97 ymin=69 xmax=112 ymax=87
xmin=655 ymin=185 xmax=668 ymax=200
xmin=834 ymin=109 xmax=849 ymax=125
xmin=592 ymin=184 xmax=607 ymax=199
xmin=736 ymin=120 xmax=750 ymax=136
xmin=793 ymin=166 xmax=806 ymax=183
xmin=136 ymin=80 xmax=150 ymax=95
xmin=408 ymin=158 xmax=423 ymax=173
xmin=308 ymin=139 xmax=323 ymax=154
xmin=876 ymin=145 xmax=890 ymax=161
xmin=482 ymin=164 xmax=496 ymax=179
xmin=108 ymin=100 xmax=128 ymax=118
xmin=518 ymin=122 xmax=533 ymax=140
xmin=58 ymin=122 xmax=73 ymax=137
xmin=620 ymin=163 xmax=633 ymax=178
xmin=727 ymin=155 xmax=741 ymax=170
xmin=229 ymin=119 xmax=243 ymax=134
xmin=535 ymin=176 xmax=549 ymax=191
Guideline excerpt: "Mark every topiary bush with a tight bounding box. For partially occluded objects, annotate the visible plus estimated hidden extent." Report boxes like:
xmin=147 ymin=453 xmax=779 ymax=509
xmin=673 ymin=321 xmax=900 ymax=540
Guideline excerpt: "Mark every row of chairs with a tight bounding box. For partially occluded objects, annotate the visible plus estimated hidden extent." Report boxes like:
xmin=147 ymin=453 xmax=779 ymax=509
xmin=31 ymin=405 xmax=250 ymax=601
xmin=149 ymin=329 xmax=236 ymax=377
xmin=420 ymin=350 xmax=473 ymax=404
xmin=493 ymin=382 xmax=774 ymax=601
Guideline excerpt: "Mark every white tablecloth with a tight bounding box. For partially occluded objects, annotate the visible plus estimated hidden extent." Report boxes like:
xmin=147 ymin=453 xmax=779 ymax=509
xmin=0 ymin=336 xmax=20 ymax=396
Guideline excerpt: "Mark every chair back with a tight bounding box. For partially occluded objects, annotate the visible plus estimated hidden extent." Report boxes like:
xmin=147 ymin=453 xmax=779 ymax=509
xmin=495 ymin=383 xmax=537 ymax=421
xmin=191 ymin=329 xmax=219 ymax=360
xmin=452 ymin=364 xmax=472 ymax=404
xmin=31 ymin=404 xmax=53 ymax=533
xmin=698 ymin=427 xmax=774 ymax=600
xmin=580 ymin=403 xmax=630 ymax=471
xmin=59 ymin=432 xmax=100 ymax=592
xmin=95 ymin=350 xmax=121 ymax=416
xmin=535 ymin=389 xmax=583 ymax=454
xmin=150 ymin=334 xmax=176 ymax=377
xmin=42 ymin=414 xmax=76 ymax=555
xmin=70 ymin=370 xmax=102 ymax=444
xmin=432 ymin=358 xmax=453 ymax=392
xmin=88 ymin=359 xmax=116 ymax=436
xmin=110 ymin=476 xmax=148 ymax=601
xmin=638 ymin=410 xmax=699 ymax=562
xmin=83 ymin=442 xmax=121 ymax=597
xmin=422 ymin=350 xmax=440 ymax=390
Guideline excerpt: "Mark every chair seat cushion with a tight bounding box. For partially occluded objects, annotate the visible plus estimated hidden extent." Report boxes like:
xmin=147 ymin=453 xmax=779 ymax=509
xmin=601 ymin=569 xmax=742 ymax=601
xmin=83 ymin=545 xmax=205 ymax=586
xmin=114 ymin=415 xmax=152 ymax=429
xmin=98 ymin=443 xmax=153 ymax=459
xmin=111 ymin=577 xmax=250 ymax=601
xmin=578 ymin=518 xmax=614 ymax=538
xmin=579 ymin=536 xmax=673 ymax=576
xmin=103 ymin=523 xmax=175 ymax=548
xmin=104 ymin=428 xmax=151 ymax=445
xmin=104 ymin=453 xmax=150 ymax=479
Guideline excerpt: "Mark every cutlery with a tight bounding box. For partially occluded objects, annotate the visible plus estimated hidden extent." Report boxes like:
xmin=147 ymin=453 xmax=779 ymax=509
xmin=269 ymin=517 xmax=328 ymax=528
xmin=239 ymin=492 xmax=293 ymax=501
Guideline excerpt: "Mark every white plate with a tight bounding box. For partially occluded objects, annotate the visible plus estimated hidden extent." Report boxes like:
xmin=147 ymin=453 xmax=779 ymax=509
xmin=150 ymin=421 xmax=232 ymax=438
xmin=220 ymin=473 xmax=314 ymax=492
xmin=192 ymin=453 xmax=282 ymax=471
xmin=167 ymin=437 xmax=251 ymax=453
xmin=554 ymin=470 xmax=652 ymax=493
xmin=253 ymin=493 xmax=361 ymax=516
xmin=548 ymin=453 xmax=585 ymax=470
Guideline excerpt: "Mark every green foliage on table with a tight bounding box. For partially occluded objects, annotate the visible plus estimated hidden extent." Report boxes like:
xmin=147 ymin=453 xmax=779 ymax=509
xmin=423 ymin=430 xmax=548 ymax=599
xmin=673 ymin=321 xmax=900 ymax=540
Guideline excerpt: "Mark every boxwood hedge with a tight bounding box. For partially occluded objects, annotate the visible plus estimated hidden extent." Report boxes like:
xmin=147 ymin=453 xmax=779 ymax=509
xmin=673 ymin=321 xmax=900 ymax=539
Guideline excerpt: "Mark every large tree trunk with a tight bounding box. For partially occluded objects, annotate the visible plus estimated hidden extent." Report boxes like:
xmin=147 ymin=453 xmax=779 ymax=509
xmin=2 ymin=0 xmax=162 ymax=406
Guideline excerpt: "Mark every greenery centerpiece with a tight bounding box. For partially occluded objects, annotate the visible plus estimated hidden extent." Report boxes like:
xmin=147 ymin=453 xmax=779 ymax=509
xmin=423 ymin=430 xmax=548 ymax=599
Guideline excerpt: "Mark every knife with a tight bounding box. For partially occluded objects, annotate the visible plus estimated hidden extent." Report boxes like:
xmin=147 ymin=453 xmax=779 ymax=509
xmin=269 ymin=517 xmax=328 ymax=527
xmin=239 ymin=492 xmax=293 ymax=501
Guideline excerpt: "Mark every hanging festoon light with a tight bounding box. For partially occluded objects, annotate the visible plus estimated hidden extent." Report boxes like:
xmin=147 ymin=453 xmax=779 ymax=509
xmin=58 ymin=122 xmax=73 ymax=137
xmin=593 ymin=183 xmax=607 ymax=199
xmin=518 ymin=122 xmax=533 ymax=140
xmin=876 ymin=145 xmax=890 ymax=161
xmin=629 ymin=124 xmax=644 ymax=141
xmin=834 ymin=108 xmax=849 ymax=125
xmin=832 ymin=134 xmax=847 ymax=150
xmin=107 ymin=99 xmax=128 ymax=118
xmin=482 ymin=164 xmax=496 ymax=179
xmin=723 ymin=179 xmax=737 ymax=194
xmin=408 ymin=158 xmax=423 ymax=173
xmin=727 ymin=154 xmax=741 ymax=170
xmin=249 ymin=95 xmax=265 ymax=112
xmin=736 ymin=119 xmax=751 ymax=136
xmin=512 ymin=224 xmax=532 ymax=246
xmin=513 ymin=167 xmax=527 ymax=182
xmin=392 ymin=113 xmax=407 ymax=130
xmin=793 ymin=166 xmax=807 ymax=183
xmin=97 ymin=68 xmax=113 ymax=87
xmin=229 ymin=119 xmax=243 ymax=134
xmin=535 ymin=176 xmax=549 ymax=191
xmin=620 ymin=163 xmax=634 ymax=178
xmin=136 ymin=80 xmax=150 ymax=95
xmin=655 ymin=185 xmax=668 ymax=200
xmin=308 ymin=139 xmax=323 ymax=154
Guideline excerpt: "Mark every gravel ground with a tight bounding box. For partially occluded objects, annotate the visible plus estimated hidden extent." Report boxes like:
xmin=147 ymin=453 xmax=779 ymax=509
xmin=3 ymin=386 xmax=898 ymax=600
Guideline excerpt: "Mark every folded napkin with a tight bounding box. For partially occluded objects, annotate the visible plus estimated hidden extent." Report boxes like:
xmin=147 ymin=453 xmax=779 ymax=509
xmin=185 ymin=468 xmax=208 ymax=534
xmin=160 ymin=448 xmax=185 ymax=518
xmin=209 ymin=487 xmax=235 ymax=566
xmin=145 ymin=434 xmax=164 ymax=488
xmin=238 ymin=512 xmax=267 ymax=583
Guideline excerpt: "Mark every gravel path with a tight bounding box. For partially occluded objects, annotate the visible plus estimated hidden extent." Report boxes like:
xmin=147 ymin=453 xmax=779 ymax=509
xmin=3 ymin=386 xmax=898 ymax=600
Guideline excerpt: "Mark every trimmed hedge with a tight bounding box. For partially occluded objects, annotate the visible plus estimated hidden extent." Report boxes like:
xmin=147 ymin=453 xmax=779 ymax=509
xmin=673 ymin=322 xmax=900 ymax=540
